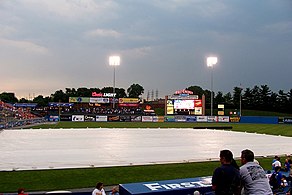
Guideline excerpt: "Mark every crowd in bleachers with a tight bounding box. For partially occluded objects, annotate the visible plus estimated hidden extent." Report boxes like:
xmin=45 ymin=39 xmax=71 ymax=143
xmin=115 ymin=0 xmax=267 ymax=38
xmin=0 ymin=101 xmax=45 ymax=129
xmin=47 ymin=106 xmax=154 ymax=116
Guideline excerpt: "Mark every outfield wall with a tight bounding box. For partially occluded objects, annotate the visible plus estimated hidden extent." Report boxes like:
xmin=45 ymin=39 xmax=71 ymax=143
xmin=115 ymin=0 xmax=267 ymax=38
xmin=48 ymin=114 xmax=292 ymax=124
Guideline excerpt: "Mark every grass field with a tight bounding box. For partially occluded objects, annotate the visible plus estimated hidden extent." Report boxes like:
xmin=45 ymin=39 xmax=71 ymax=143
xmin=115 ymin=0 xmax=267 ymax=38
xmin=1 ymin=121 xmax=292 ymax=193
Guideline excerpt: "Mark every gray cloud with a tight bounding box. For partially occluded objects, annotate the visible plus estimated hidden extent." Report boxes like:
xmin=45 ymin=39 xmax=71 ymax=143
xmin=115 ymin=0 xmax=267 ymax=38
xmin=1 ymin=0 xmax=292 ymax=99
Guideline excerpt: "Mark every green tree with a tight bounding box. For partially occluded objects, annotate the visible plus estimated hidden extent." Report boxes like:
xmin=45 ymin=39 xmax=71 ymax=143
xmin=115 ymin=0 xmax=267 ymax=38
xmin=224 ymin=92 xmax=232 ymax=106
xmin=278 ymin=90 xmax=288 ymax=112
xmin=288 ymin=89 xmax=292 ymax=112
xmin=127 ymin=84 xmax=144 ymax=98
xmin=65 ymin=88 xmax=77 ymax=97
xmin=0 ymin=92 xmax=18 ymax=103
xmin=186 ymin=86 xmax=204 ymax=97
xmin=19 ymin=98 xmax=29 ymax=103
xmin=215 ymin=91 xmax=225 ymax=104
xmin=242 ymin=88 xmax=253 ymax=109
xmin=258 ymin=85 xmax=271 ymax=110
xmin=269 ymin=92 xmax=278 ymax=111
xmin=251 ymin=85 xmax=261 ymax=109
xmin=116 ymin=88 xmax=127 ymax=98
xmin=33 ymin=95 xmax=50 ymax=107
xmin=51 ymin=90 xmax=67 ymax=102
xmin=76 ymin=87 xmax=92 ymax=97
xmin=233 ymin=87 xmax=243 ymax=109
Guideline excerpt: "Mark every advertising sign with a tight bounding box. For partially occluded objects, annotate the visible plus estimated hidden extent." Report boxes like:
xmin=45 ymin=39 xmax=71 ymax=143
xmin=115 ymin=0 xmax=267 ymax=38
xmin=207 ymin=116 xmax=218 ymax=123
xmin=218 ymin=116 xmax=229 ymax=123
xmin=230 ymin=116 xmax=240 ymax=123
xmin=166 ymin=100 xmax=174 ymax=115
xmin=72 ymin=115 xmax=84 ymax=122
xmin=89 ymin=98 xmax=109 ymax=104
xmin=84 ymin=115 xmax=96 ymax=122
xmin=119 ymin=98 xmax=139 ymax=103
xmin=103 ymin=93 xmax=116 ymax=97
xmin=60 ymin=115 xmax=72 ymax=121
xmin=197 ymin=116 xmax=208 ymax=122
xmin=164 ymin=116 xmax=175 ymax=122
xmin=131 ymin=116 xmax=142 ymax=122
xmin=91 ymin=92 xmax=103 ymax=97
xmin=157 ymin=116 xmax=165 ymax=122
xmin=49 ymin=115 xmax=59 ymax=122
xmin=152 ymin=116 xmax=159 ymax=122
xmin=175 ymin=89 xmax=194 ymax=94
xmin=194 ymin=100 xmax=202 ymax=107
xmin=283 ymin=117 xmax=292 ymax=124
xmin=120 ymin=116 xmax=131 ymax=122
xmin=186 ymin=116 xmax=197 ymax=122
xmin=174 ymin=115 xmax=187 ymax=122
xmin=96 ymin=116 xmax=107 ymax=122
xmin=119 ymin=103 xmax=139 ymax=107
xmin=69 ymin=97 xmax=90 ymax=103
xmin=194 ymin=107 xmax=202 ymax=115
xmin=120 ymin=176 xmax=212 ymax=195
xmin=108 ymin=116 xmax=120 ymax=122
xmin=142 ymin=116 xmax=153 ymax=122
xmin=168 ymin=95 xmax=199 ymax=100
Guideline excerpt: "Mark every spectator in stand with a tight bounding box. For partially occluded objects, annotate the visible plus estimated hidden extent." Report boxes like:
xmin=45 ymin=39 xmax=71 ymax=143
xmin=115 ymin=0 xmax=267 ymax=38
xmin=272 ymin=156 xmax=281 ymax=170
xmin=270 ymin=166 xmax=283 ymax=192
xmin=240 ymin=149 xmax=273 ymax=195
xmin=109 ymin=185 xmax=120 ymax=195
xmin=212 ymin=149 xmax=240 ymax=195
xmin=284 ymin=157 xmax=291 ymax=173
xmin=92 ymin=182 xmax=106 ymax=195
xmin=17 ymin=188 xmax=28 ymax=195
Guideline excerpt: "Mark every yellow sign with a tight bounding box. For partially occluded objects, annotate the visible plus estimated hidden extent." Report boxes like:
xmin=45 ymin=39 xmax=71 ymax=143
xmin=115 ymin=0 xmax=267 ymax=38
xmin=218 ymin=111 xmax=224 ymax=116
xmin=119 ymin=98 xmax=139 ymax=103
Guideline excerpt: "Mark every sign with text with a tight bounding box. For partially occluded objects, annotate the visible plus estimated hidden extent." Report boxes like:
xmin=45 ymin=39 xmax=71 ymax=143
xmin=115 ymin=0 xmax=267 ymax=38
xmin=72 ymin=115 xmax=84 ymax=122
xmin=96 ymin=116 xmax=107 ymax=122
xmin=119 ymin=176 xmax=212 ymax=195
xmin=131 ymin=116 xmax=142 ymax=122
xmin=119 ymin=98 xmax=139 ymax=103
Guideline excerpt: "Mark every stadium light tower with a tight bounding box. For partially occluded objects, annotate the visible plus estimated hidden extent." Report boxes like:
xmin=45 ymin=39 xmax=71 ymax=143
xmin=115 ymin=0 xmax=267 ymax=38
xmin=207 ymin=56 xmax=218 ymax=116
xmin=109 ymin=55 xmax=120 ymax=109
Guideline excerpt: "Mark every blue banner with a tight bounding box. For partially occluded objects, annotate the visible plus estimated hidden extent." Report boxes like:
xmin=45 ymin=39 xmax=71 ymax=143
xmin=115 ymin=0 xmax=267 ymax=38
xmin=119 ymin=176 xmax=212 ymax=195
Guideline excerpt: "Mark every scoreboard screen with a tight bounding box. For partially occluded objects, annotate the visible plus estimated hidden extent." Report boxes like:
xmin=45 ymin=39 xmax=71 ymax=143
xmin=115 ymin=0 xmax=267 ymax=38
xmin=174 ymin=99 xmax=195 ymax=109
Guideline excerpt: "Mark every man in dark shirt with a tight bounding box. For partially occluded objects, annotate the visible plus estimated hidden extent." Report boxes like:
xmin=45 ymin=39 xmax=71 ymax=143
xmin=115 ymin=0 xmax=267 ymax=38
xmin=212 ymin=149 xmax=240 ymax=195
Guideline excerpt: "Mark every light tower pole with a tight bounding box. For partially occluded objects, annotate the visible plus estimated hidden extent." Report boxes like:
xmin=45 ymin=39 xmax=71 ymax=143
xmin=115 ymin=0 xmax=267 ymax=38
xmin=109 ymin=56 xmax=120 ymax=109
xmin=207 ymin=56 xmax=218 ymax=116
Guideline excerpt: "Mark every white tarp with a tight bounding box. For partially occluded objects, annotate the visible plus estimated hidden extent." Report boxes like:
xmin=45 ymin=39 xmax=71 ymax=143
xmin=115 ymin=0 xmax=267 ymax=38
xmin=0 ymin=128 xmax=291 ymax=171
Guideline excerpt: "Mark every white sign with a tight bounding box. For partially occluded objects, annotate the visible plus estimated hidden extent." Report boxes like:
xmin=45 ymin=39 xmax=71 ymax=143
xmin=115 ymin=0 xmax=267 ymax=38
xmin=72 ymin=115 xmax=84 ymax=122
xmin=90 ymin=98 xmax=109 ymax=103
xmin=142 ymin=116 xmax=153 ymax=122
xmin=197 ymin=116 xmax=208 ymax=122
xmin=96 ymin=116 xmax=107 ymax=122
xmin=103 ymin=93 xmax=116 ymax=97
xmin=218 ymin=116 xmax=229 ymax=123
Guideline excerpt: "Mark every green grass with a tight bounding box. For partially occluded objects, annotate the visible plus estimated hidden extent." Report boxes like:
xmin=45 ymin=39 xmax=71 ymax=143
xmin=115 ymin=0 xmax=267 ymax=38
xmin=1 ymin=122 xmax=292 ymax=192
xmin=0 ymin=157 xmax=276 ymax=193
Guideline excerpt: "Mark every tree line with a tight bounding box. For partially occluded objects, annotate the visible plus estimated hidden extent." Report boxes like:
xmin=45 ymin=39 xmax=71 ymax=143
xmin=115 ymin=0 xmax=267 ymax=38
xmin=186 ymin=85 xmax=292 ymax=114
xmin=1 ymin=84 xmax=292 ymax=113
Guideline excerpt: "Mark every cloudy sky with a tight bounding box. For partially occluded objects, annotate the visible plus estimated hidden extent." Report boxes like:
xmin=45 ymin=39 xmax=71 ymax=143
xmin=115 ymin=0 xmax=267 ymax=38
xmin=1 ymin=0 xmax=292 ymax=99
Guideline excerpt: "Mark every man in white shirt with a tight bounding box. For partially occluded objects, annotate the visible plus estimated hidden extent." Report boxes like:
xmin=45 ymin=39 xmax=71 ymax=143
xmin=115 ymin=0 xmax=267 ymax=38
xmin=240 ymin=149 xmax=273 ymax=195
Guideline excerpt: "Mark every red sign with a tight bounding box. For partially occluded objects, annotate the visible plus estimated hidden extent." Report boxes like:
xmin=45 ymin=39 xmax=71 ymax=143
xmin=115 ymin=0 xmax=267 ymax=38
xmin=194 ymin=100 xmax=202 ymax=107
xmin=175 ymin=89 xmax=193 ymax=95
xmin=92 ymin=92 xmax=103 ymax=97
xmin=119 ymin=103 xmax=139 ymax=107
